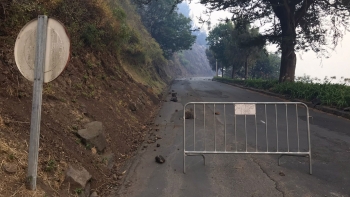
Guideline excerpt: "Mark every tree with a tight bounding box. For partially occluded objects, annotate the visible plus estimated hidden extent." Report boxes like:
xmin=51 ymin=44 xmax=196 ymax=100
xmin=136 ymin=0 xmax=196 ymax=58
xmin=199 ymin=0 xmax=350 ymax=82
xmin=251 ymin=51 xmax=281 ymax=79
xmin=206 ymin=21 xmax=264 ymax=79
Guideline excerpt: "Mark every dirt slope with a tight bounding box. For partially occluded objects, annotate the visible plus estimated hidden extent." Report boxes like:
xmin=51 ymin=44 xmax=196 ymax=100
xmin=0 ymin=0 xmax=187 ymax=196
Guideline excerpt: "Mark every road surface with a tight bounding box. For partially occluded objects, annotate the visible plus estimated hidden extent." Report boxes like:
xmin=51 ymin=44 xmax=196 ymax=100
xmin=113 ymin=77 xmax=350 ymax=197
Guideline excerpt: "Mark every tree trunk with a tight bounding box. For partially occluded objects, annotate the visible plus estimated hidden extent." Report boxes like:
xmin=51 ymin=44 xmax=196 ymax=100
xmin=221 ymin=66 xmax=224 ymax=77
xmin=244 ymin=56 xmax=248 ymax=80
xmin=231 ymin=65 xmax=235 ymax=79
xmin=277 ymin=7 xmax=297 ymax=83
xmin=279 ymin=36 xmax=296 ymax=82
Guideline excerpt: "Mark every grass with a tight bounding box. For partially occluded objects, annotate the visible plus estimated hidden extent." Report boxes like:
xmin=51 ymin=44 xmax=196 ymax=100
xmin=214 ymin=76 xmax=350 ymax=109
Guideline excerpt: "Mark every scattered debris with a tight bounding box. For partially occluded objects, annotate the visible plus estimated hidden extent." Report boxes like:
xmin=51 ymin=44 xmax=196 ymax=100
xmin=90 ymin=191 xmax=98 ymax=197
xmin=185 ymin=109 xmax=194 ymax=119
xmin=159 ymin=115 xmax=162 ymax=117
xmin=129 ymin=103 xmax=137 ymax=111
xmin=3 ymin=163 xmax=17 ymax=174
xmin=154 ymin=149 xmax=156 ymax=151
xmin=215 ymin=112 xmax=220 ymax=115
xmin=279 ymin=171 xmax=285 ymax=176
xmin=113 ymin=174 xmax=118 ymax=180
xmin=77 ymin=121 xmax=107 ymax=152
xmin=64 ymin=165 xmax=92 ymax=191
xmin=156 ymin=144 xmax=160 ymax=147
xmin=170 ymin=97 xmax=178 ymax=102
xmin=155 ymin=155 xmax=165 ymax=163
xmin=143 ymin=145 xmax=148 ymax=148
xmin=101 ymin=153 xmax=115 ymax=170
xmin=175 ymin=109 xmax=178 ymax=112
xmin=91 ymin=147 xmax=97 ymax=154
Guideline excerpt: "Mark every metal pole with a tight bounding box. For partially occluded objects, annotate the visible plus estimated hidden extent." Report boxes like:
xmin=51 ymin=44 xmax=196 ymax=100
xmin=27 ymin=15 xmax=48 ymax=190
xmin=216 ymin=59 xmax=218 ymax=77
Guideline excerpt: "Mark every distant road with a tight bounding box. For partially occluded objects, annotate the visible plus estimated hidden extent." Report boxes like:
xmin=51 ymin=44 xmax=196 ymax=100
xmin=113 ymin=77 xmax=350 ymax=197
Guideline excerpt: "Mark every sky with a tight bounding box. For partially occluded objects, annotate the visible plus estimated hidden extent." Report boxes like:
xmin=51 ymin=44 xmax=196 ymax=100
xmin=184 ymin=0 xmax=350 ymax=82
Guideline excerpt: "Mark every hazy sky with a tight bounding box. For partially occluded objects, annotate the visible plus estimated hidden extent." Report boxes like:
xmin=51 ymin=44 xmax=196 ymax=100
xmin=185 ymin=1 xmax=350 ymax=82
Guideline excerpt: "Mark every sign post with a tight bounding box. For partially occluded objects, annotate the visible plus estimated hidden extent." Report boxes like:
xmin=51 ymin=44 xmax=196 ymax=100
xmin=14 ymin=15 xmax=70 ymax=190
xmin=26 ymin=15 xmax=47 ymax=191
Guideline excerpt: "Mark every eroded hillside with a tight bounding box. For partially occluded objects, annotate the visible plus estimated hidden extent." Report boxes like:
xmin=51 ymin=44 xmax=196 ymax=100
xmin=0 ymin=0 xmax=194 ymax=196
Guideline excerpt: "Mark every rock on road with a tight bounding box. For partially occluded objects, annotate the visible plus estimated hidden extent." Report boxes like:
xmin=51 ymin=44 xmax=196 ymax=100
xmin=112 ymin=77 xmax=350 ymax=197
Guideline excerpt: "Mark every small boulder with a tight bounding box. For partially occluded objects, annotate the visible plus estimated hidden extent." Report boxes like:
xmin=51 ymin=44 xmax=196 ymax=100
xmin=78 ymin=121 xmax=107 ymax=152
xmin=185 ymin=109 xmax=194 ymax=119
xmin=90 ymin=192 xmax=98 ymax=197
xmin=64 ymin=165 xmax=92 ymax=190
xmin=101 ymin=153 xmax=115 ymax=170
xmin=155 ymin=155 xmax=165 ymax=163
xmin=3 ymin=163 xmax=17 ymax=174
xmin=215 ymin=112 xmax=220 ymax=115
xmin=170 ymin=97 xmax=178 ymax=102
xmin=156 ymin=144 xmax=160 ymax=147
xmin=171 ymin=92 xmax=177 ymax=97
xmin=129 ymin=103 xmax=137 ymax=112
xmin=344 ymin=107 xmax=350 ymax=111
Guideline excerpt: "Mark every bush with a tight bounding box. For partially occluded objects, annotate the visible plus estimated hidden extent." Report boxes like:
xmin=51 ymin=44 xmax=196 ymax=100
xmin=213 ymin=77 xmax=350 ymax=108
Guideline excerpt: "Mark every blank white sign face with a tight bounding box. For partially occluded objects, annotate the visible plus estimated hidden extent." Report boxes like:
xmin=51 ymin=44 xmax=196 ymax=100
xmin=235 ymin=104 xmax=256 ymax=115
xmin=14 ymin=18 xmax=70 ymax=83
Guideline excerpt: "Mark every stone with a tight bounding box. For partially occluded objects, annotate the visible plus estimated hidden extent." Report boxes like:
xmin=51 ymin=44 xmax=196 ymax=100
xmin=101 ymin=153 xmax=115 ymax=170
xmin=279 ymin=171 xmax=285 ymax=176
xmin=156 ymin=144 xmax=160 ymax=147
xmin=64 ymin=165 xmax=92 ymax=190
xmin=90 ymin=192 xmax=98 ymax=197
xmin=3 ymin=163 xmax=17 ymax=174
xmin=155 ymin=155 xmax=165 ymax=163
xmin=171 ymin=92 xmax=177 ymax=97
xmin=185 ymin=110 xmax=194 ymax=119
xmin=215 ymin=112 xmax=220 ymax=115
xmin=113 ymin=174 xmax=118 ymax=180
xmin=129 ymin=103 xmax=137 ymax=111
xmin=344 ymin=107 xmax=350 ymax=111
xmin=78 ymin=121 xmax=107 ymax=152
xmin=170 ymin=97 xmax=178 ymax=102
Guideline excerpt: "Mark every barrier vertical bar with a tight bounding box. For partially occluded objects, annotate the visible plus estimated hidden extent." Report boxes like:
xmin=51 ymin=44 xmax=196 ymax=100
xmin=234 ymin=112 xmax=237 ymax=152
xmin=194 ymin=104 xmax=196 ymax=151
xmin=245 ymin=115 xmax=247 ymax=152
xmin=275 ymin=104 xmax=278 ymax=152
xmin=265 ymin=104 xmax=268 ymax=152
xmin=214 ymin=104 xmax=216 ymax=151
xmin=224 ymin=104 xmax=226 ymax=152
xmin=255 ymin=112 xmax=258 ymax=152
xmin=204 ymin=104 xmax=206 ymax=151
xmin=296 ymin=104 xmax=300 ymax=152
xmin=286 ymin=104 xmax=289 ymax=152
xmin=183 ymin=104 xmax=186 ymax=173
xmin=306 ymin=105 xmax=312 ymax=174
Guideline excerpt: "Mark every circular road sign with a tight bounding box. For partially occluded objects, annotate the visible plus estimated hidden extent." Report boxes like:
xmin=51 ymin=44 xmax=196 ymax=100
xmin=14 ymin=18 xmax=70 ymax=83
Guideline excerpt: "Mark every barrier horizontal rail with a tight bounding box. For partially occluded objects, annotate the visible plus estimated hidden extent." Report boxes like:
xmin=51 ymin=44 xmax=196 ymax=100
xmin=183 ymin=102 xmax=312 ymax=174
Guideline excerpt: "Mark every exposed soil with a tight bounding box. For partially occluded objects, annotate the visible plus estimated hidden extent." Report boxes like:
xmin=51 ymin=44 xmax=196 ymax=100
xmin=0 ymin=46 xmax=166 ymax=196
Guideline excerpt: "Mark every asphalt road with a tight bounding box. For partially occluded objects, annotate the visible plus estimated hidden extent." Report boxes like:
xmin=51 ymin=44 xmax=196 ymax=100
xmin=113 ymin=77 xmax=350 ymax=197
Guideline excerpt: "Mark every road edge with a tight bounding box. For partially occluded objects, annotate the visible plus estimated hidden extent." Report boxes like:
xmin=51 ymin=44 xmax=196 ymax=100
xmin=213 ymin=79 xmax=350 ymax=120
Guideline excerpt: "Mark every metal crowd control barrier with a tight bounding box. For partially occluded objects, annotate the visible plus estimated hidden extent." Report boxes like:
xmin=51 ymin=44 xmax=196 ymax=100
xmin=183 ymin=102 xmax=312 ymax=174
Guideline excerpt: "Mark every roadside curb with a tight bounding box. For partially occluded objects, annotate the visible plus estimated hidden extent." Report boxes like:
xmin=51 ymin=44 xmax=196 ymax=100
xmin=213 ymin=79 xmax=350 ymax=120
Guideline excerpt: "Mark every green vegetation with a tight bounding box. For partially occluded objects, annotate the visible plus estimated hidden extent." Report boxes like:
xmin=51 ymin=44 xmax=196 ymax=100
xmin=214 ymin=76 xmax=350 ymax=108
xmin=44 ymin=160 xmax=57 ymax=172
xmin=200 ymin=0 xmax=350 ymax=82
xmin=135 ymin=0 xmax=196 ymax=58
xmin=206 ymin=21 xmax=279 ymax=79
